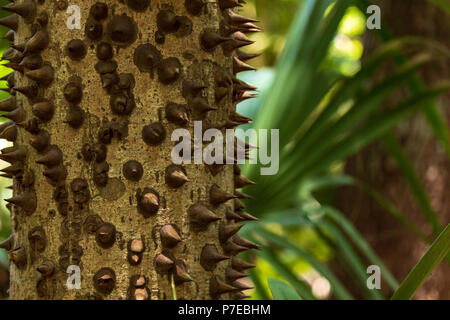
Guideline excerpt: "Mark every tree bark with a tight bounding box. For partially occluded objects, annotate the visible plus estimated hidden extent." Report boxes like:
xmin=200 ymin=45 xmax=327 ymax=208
xmin=0 ymin=0 xmax=257 ymax=300
xmin=339 ymin=0 xmax=450 ymax=299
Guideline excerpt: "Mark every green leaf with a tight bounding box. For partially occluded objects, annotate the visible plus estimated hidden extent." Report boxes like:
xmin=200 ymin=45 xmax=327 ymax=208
xmin=247 ymin=266 xmax=271 ymax=300
xmin=323 ymin=206 xmax=399 ymax=290
xmin=268 ymin=278 xmax=302 ymax=300
xmin=391 ymin=223 xmax=450 ymax=300
xmin=258 ymin=228 xmax=353 ymax=299
xmin=255 ymin=247 xmax=317 ymax=300
xmin=303 ymin=83 xmax=450 ymax=179
xmin=314 ymin=217 xmax=384 ymax=299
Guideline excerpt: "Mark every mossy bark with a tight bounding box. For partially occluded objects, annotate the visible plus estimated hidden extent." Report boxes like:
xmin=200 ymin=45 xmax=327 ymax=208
xmin=6 ymin=0 xmax=247 ymax=300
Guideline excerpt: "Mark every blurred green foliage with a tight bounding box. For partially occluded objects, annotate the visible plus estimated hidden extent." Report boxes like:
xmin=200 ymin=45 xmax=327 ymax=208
xmin=0 ymin=0 xmax=448 ymax=300
xmin=238 ymin=0 xmax=449 ymax=300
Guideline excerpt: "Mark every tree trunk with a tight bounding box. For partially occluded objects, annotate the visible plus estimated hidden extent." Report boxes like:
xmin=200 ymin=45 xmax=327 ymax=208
xmin=0 ymin=0 xmax=257 ymax=300
xmin=339 ymin=0 xmax=450 ymax=299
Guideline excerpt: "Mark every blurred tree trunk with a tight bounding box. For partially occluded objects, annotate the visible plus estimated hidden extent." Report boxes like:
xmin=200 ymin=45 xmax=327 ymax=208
xmin=0 ymin=0 xmax=255 ymax=300
xmin=339 ymin=0 xmax=450 ymax=299
xmin=0 ymin=263 xmax=7 ymax=298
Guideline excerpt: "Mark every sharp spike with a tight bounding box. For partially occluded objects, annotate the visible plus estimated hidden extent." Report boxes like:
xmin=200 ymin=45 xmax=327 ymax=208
xmin=200 ymin=31 xmax=230 ymax=51
xmin=30 ymin=130 xmax=50 ymax=153
xmin=236 ymin=49 xmax=261 ymax=62
xmin=32 ymin=100 xmax=54 ymax=122
xmin=234 ymin=92 xmax=257 ymax=103
xmin=19 ymin=54 xmax=43 ymax=70
xmin=35 ymin=146 xmax=62 ymax=167
xmin=210 ymin=184 xmax=236 ymax=205
xmin=0 ymin=14 xmax=19 ymax=31
xmin=23 ymin=29 xmax=49 ymax=54
xmin=5 ymin=191 xmax=36 ymax=214
xmin=233 ymin=235 xmax=260 ymax=250
xmin=222 ymin=39 xmax=253 ymax=55
xmin=0 ymin=123 xmax=18 ymax=142
xmin=231 ymin=278 xmax=253 ymax=290
xmin=0 ymin=72 xmax=15 ymax=88
xmin=8 ymin=247 xmax=27 ymax=268
xmin=225 ymin=267 xmax=247 ymax=282
xmin=137 ymin=188 xmax=160 ymax=217
xmin=2 ymin=47 xmax=23 ymax=63
xmin=25 ymin=65 xmax=54 ymax=86
xmin=233 ymin=56 xmax=255 ymax=74
xmin=173 ymin=260 xmax=193 ymax=285
xmin=2 ymin=1 xmax=36 ymax=21
xmin=182 ymin=80 xmax=207 ymax=98
xmin=231 ymin=256 xmax=255 ymax=271
xmin=234 ymin=291 xmax=250 ymax=300
xmin=200 ymin=244 xmax=229 ymax=271
xmin=209 ymin=275 xmax=238 ymax=299
xmin=0 ymin=146 xmax=26 ymax=163
xmin=165 ymin=164 xmax=189 ymax=188
xmin=226 ymin=206 xmax=242 ymax=220
xmin=188 ymin=203 xmax=221 ymax=227
xmin=218 ymin=0 xmax=242 ymax=11
xmin=227 ymin=9 xmax=259 ymax=25
xmin=154 ymin=253 xmax=175 ymax=273
xmin=235 ymin=210 xmax=259 ymax=222
xmin=4 ymin=62 xmax=23 ymax=73
xmin=13 ymin=82 xmax=39 ymax=101
xmin=0 ymin=96 xmax=17 ymax=112
xmin=189 ymin=96 xmax=217 ymax=113
xmin=11 ymin=42 xmax=25 ymax=52
xmin=222 ymin=239 xmax=248 ymax=255
xmin=3 ymin=30 xmax=15 ymax=42
xmin=43 ymin=165 xmax=67 ymax=184
xmin=233 ymin=78 xmax=257 ymax=91
xmin=234 ymin=199 xmax=245 ymax=210
xmin=0 ymin=234 xmax=14 ymax=251
xmin=165 ymin=102 xmax=190 ymax=126
xmin=2 ymin=106 xmax=26 ymax=124
xmin=17 ymin=117 xmax=40 ymax=134
xmin=230 ymin=112 xmax=253 ymax=125
xmin=0 ymin=88 xmax=12 ymax=95
xmin=239 ymin=22 xmax=263 ymax=34
xmin=232 ymin=31 xmax=253 ymax=44
xmin=1 ymin=146 xmax=17 ymax=154
xmin=234 ymin=174 xmax=256 ymax=189
xmin=1 ymin=162 xmax=22 ymax=175
xmin=219 ymin=223 xmax=243 ymax=244
xmin=159 ymin=224 xmax=182 ymax=248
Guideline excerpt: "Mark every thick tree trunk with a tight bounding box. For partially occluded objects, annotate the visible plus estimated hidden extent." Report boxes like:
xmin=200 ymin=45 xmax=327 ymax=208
xmin=339 ymin=0 xmax=450 ymax=299
xmin=0 ymin=0 xmax=257 ymax=300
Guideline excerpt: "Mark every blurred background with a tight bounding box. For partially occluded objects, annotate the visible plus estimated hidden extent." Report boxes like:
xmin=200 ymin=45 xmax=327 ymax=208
xmin=1 ymin=0 xmax=449 ymax=299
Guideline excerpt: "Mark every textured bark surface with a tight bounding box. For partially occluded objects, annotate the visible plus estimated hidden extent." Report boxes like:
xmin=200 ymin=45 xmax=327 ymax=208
xmin=339 ymin=0 xmax=450 ymax=299
xmin=1 ymin=0 xmax=257 ymax=300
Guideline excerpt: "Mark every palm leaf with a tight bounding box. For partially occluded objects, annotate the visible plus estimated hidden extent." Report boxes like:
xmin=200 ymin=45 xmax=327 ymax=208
xmin=391 ymin=223 xmax=450 ymax=300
